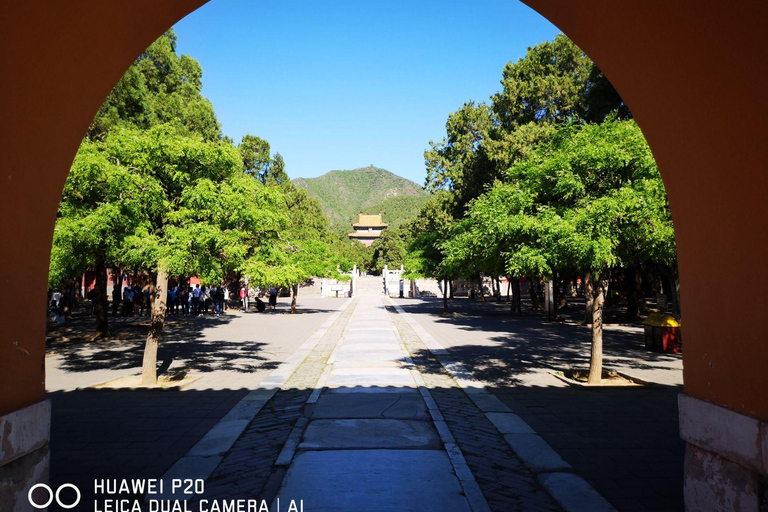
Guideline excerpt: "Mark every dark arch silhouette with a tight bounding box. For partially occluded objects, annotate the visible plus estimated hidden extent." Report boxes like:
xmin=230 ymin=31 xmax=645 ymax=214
xmin=1 ymin=1 xmax=766 ymax=509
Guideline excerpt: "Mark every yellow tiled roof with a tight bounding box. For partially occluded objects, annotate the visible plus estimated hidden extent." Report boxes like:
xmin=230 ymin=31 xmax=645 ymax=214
xmin=353 ymin=214 xmax=388 ymax=227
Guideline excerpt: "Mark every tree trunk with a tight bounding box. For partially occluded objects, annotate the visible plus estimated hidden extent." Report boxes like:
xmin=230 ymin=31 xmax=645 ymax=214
xmin=112 ymin=268 xmax=123 ymax=317
xmin=291 ymin=283 xmax=298 ymax=314
xmin=582 ymin=271 xmax=595 ymax=325
xmin=477 ymin=274 xmax=485 ymax=301
xmin=625 ymin=266 xmax=643 ymax=320
xmin=587 ymin=272 xmax=609 ymax=384
xmin=441 ymin=279 xmax=449 ymax=313
xmin=556 ymin=273 xmax=569 ymax=309
xmin=506 ymin=279 xmax=511 ymax=302
xmin=529 ymin=276 xmax=541 ymax=310
xmin=510 ymin=276 xmax=521 ymax=315
xmin=141 ymin=270 xmax=168 ymax=386
xmin=62 ymin=278 xmax=77 ymax=318
xmin=449 ymin=280 xmax=454 ymax=299
xmin=94 ymin=260 xmax=110 ymax=337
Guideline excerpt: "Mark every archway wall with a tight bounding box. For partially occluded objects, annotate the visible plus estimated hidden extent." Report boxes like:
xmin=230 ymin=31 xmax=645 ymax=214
xmin=0 ymin=0 xmax=207 ymax=418
xmin=2 ymin=0 xmax=765 ymax=421
xmin=0 ymin=1 xmax=767 ymax=506
xmin=522 ymin=0 xmax=768 ymax=421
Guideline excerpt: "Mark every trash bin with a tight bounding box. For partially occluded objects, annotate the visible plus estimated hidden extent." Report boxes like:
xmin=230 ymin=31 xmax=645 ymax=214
xmin=642 ymin=313 xmax=681 ymax=354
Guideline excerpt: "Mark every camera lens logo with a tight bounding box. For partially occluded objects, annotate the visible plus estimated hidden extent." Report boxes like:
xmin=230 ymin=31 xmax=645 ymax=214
xmin=28 ymin=483 xmax=81 ymax=509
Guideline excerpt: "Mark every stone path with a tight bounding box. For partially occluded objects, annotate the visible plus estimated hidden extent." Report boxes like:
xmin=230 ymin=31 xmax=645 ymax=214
xmin=48 ymin=292 xmax=677 ymax=511
xmin=192 ymin=297 xmax=603 ymax=511
xmin=392 ymin=297 xmax=684 ymax=511
xmin=274 ymin=297 xmax=477 ymax=512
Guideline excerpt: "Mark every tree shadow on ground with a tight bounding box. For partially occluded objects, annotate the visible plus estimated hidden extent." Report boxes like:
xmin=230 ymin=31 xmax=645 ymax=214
xmin=393 ymin=297 xmax=681 ymax=388
xmin=47 ymin=313 xmax=299 ymax=375
xmin=47 ymin=382 xmax=684 ymax=512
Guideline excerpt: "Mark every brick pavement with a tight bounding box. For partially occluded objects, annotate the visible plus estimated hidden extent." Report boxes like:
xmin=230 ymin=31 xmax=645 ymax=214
xmin=388 ymin=305 xmax=562 ymax=512
xmin=393 ymin=297 xmax=685 ymax=512
xmin=47 ymin=291 xmax=678 ymax=512
xmin=197 ymin=299 xmax=359 ymax=503
xmin=46 ymin=297 xmax=346 ymax=510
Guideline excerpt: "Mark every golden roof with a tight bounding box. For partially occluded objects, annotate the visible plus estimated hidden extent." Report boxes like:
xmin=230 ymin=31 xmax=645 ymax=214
xmin=352 ymin=214 xmax=388 ymax=228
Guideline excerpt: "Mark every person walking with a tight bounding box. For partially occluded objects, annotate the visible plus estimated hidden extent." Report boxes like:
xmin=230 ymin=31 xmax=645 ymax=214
xmin=215 ymin=286 xmax=224 ymax=315
xmin=223 ymin=286 xmax=230 ymax=312
xmin=240 ymin=284 xmax=248 ymax=312
xmin=200 ymin=286 xmax=210 ymax=314
xmin=140 ymin=286 xmax=151 ymax=316
xmin=52 ymin=288 xmax=62 ymax=308
xmin=123 ymin=285 xmax=134 ymax=316
xmin=268 ymin=286 xmax=278 ymax=310
xmin=167 ymin=286 xmax=176 ymax=316
xmin=192 ymin=284 xmax=201 ymax=315
xmin=134 ymin=285 xmax=143 ymax=315
xmin=178 ymin=286 xmax=188 ymax=315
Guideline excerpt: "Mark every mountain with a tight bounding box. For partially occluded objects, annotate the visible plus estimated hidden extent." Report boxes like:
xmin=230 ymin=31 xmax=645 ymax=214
xmin=292 ymin=166 xmax=429 ymax=231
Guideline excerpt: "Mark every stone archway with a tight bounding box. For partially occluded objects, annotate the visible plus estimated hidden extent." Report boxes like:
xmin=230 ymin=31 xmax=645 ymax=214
xmin=1 ymin=1 xmax=766 ymax=509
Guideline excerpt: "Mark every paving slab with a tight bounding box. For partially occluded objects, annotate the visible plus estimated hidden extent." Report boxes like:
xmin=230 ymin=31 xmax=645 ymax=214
xmin=276 ymin=450 xmax=472 ymax=512
xmin=340 ymin=333 xmax=395 ymax=342
xmin=485 ymin=412 xmax=536 ymax=434
xmin=336 ymin=341 xmax=399 ymax=351
xmin=335 ymin=347 xmax=404 ymax=359
xmin=326 ymin=385 xmax=420 ymax=394
xmin=330 ymin=359 xmax=408 ymax=369
xmin=503 ymin=433 xmax=572 ymax=473
xmin=326 ymin=369 xmax=415 ymax=388
xmin=186 ymin=419 xmax=251 ymax=456
xmin=300 ymin=419 xmax=441 ymax=450
xmin=539 ymin=472 xmax=617 ymax=512
xmin=311 ymin=393 xmax=429 ymax=420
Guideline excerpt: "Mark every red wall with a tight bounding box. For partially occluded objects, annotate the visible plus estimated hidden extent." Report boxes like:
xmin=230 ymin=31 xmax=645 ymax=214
xmin=0 ymin=0 xmax=766 ymax=421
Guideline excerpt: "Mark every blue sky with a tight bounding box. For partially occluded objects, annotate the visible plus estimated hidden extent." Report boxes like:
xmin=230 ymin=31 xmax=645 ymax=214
xmin=174 ymin=0 xmax=560 ymax=185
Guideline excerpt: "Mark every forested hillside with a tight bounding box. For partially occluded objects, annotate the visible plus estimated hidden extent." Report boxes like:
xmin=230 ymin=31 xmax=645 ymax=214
xmin=292 ymin=166 xmax=428 ymax=230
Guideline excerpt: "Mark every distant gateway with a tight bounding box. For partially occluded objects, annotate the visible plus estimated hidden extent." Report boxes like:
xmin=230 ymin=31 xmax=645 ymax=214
xmin=348 ymin=214 xmax=388 ymax=247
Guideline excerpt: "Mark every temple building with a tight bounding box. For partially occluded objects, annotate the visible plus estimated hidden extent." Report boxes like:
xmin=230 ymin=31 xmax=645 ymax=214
xmin=348 ymin=214 xmax=388 ymax=247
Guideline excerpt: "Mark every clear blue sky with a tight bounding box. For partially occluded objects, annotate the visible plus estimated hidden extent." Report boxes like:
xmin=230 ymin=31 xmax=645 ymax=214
xmin=174 ymin=0 xmax=560 ymax=185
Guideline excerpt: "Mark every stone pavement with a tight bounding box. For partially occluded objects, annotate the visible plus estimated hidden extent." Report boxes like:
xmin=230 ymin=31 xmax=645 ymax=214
xmin=391 ymin=297 xmax=685 ymax=512
xmin=193 ymin=297 xmax=581 ymax=512
xmin=46 ymin=292 xmax=681 ymax=512
xmin=47 ymin=298 xmax=347 ymax=508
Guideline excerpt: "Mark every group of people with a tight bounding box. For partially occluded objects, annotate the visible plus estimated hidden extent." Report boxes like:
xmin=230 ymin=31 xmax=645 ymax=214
xmin=171 ymin=284 xmax=229 ymax=316
xmin=109 ymin=282 xmax=279 ymax=317
xmin=239 ymin=285 xmax=278 ymax=313
xmin=112 ymin=285 xmax=151 ymax=317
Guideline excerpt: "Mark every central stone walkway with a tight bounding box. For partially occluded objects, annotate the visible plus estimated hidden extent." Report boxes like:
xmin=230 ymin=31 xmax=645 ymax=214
xmin=192 ymin=293 xmax=594 ymax=511
xmin=275 ymin=297 xmax=475 ymax=511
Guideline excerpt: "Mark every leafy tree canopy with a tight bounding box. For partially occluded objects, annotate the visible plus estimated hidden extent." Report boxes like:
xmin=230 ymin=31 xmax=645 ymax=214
xmin=88 ymin=29 xmax=221 ymax=141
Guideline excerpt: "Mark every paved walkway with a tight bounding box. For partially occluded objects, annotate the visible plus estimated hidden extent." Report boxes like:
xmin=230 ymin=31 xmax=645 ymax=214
xmin=393 ymin=297 xmax=685 ymax=511
xmin=274 ymin=297 xmax=475 ymax=511
xmin=47 ymin=298 xmax=347 ymax=508
xmin=47 ymin=292 xmax=683 ymax=512
xmin=187 ymin=297 xmax=605 ymax=512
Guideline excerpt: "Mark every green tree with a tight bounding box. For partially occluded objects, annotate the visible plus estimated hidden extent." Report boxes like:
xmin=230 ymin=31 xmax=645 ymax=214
xmin=486 ymin=119 xmax=673 ymax=383
xmin=89 ymin=125 xmax=284 ymax=384
xmin=402 ymin=192 xmax=456 ymax=311
xmin=425 ymin=34 xmax=630 ymax=218
xmin=424 ymin=102 xmax=496 ymax=214
xmin=492 ymin=34 xmax=629 ymax=129
xmin=88 ymin=29 xmax=221 ymax=141
xmin=50 ymin=140 xmax=156 ymax=336
xmin=370 ymin=229 xmax=408 ymax=274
